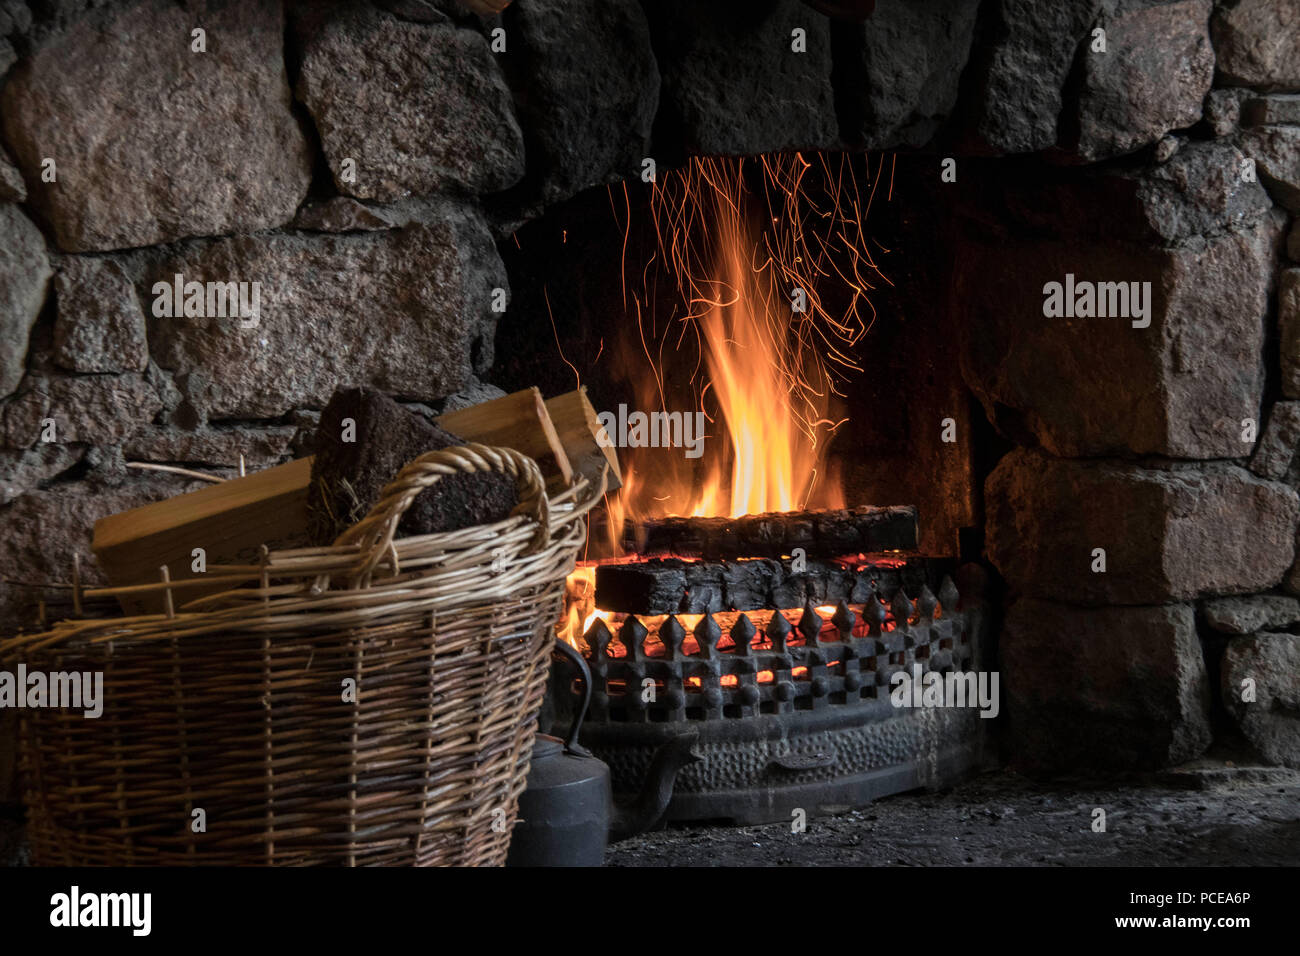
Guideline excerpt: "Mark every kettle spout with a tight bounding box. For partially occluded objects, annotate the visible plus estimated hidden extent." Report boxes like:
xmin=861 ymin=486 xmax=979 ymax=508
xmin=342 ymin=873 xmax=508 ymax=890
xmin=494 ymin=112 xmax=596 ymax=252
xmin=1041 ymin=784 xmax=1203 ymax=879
xmin=610 ymin=732 xmax=701 ymax=842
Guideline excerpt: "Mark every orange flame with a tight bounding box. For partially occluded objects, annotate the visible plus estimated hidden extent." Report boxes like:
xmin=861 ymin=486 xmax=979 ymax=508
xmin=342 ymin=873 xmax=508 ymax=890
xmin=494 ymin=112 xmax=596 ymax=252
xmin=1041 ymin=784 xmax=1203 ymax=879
xmin=606 ymin=153 xmax=890 ymax=539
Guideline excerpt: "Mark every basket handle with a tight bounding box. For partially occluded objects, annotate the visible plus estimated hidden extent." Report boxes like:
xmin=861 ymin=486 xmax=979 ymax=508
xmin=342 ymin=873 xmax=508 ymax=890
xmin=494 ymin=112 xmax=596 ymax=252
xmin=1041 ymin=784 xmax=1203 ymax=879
xmin=331 ymin=443 xmax=551 ymax=583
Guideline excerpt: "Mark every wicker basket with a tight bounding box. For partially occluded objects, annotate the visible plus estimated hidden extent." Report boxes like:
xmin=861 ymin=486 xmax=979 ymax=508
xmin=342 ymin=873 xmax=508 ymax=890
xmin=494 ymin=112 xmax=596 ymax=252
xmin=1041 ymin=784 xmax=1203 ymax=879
xmin=0 ymin=444 xmax=603 ymax=866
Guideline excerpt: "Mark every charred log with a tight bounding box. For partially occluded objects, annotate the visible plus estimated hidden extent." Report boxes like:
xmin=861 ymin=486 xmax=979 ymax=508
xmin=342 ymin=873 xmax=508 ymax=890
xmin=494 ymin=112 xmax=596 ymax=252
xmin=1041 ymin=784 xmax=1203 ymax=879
xmin=593 ymin=554 xmax=943 ymax=614
xmin=614 ymin=505 xmax=917 ymax=560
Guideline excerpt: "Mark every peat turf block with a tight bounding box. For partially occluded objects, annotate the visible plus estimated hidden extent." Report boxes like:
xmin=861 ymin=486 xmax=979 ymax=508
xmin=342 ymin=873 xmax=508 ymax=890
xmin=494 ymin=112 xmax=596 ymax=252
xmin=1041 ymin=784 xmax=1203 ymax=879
xmin=309 ymin=387 xmax=519 ymax=543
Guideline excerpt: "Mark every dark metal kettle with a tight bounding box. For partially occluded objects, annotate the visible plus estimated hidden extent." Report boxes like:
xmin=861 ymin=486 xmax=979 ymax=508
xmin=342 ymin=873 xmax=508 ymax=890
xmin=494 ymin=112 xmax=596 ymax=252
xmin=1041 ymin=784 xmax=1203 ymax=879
xmin=505 ymin=640 xmax=698 ymax=867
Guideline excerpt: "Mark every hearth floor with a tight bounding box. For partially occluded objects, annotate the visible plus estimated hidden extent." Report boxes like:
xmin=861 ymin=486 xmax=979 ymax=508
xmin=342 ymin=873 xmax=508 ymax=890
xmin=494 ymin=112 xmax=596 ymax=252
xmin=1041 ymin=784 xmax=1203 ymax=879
xmin=606 ymin=763 xmax=1300 ymax=867
xmin=2 ymin=764 xmax=1295 ymax=867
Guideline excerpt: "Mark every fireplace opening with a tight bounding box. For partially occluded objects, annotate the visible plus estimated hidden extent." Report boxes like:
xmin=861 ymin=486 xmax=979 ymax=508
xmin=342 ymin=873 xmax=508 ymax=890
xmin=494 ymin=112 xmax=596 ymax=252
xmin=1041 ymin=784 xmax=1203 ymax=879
xmin=495 ymin=152 xmax=986 ymax=560
xmin=492 ymin=151 xmax=998 ymax=824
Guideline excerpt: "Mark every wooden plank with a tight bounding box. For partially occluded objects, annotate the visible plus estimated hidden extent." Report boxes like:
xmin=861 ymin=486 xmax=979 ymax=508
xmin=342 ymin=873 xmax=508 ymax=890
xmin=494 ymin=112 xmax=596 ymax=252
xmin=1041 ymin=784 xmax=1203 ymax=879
xmin=544 ymin=387 xmax=622 ymax=494
xmin=93 ymin=457 xmax=315 ymax=615
xmin=435 ymin=386 xmax=573 ymax=492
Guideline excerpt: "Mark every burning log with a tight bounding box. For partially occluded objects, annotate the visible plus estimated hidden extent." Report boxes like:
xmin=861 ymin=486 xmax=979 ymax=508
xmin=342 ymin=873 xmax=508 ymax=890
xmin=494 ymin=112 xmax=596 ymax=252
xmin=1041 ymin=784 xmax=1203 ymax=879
xmin=616 ymin=505 xmax=917 ymax=561
xmin=593 ymin=553 xmax=943 ymax=615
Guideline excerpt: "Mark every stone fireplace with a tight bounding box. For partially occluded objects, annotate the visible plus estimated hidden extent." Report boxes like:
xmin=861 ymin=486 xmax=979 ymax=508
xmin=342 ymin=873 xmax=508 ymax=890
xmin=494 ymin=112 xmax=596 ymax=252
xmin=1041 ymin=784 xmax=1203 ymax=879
xmin=2 ymin=0 xmax=1300 ymax=837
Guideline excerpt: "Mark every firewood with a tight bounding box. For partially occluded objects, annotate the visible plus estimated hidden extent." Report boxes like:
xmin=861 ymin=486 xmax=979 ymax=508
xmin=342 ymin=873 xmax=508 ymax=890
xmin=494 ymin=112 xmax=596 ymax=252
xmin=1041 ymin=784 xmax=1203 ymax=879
xmin=619 ymin=506 xmax=918 ymax=560
xmin=435 ymin=387 xmax=573 ymax=492
xmin=309 ymin=388 xmax=519 ymax=544
xmin=543 ymin=387 xmax=622 ymax=493
xmin=93 ymin=457 xmax=315 ymax=615
xmin=92 ymin=384 xmax=599 ymax=613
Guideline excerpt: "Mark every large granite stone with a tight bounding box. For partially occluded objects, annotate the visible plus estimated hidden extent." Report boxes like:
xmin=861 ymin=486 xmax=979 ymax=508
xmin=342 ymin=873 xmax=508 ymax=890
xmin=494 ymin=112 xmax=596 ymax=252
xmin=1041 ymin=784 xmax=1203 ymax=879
xmin=991 ymin=140 xmax=1275 ymax=244
xmin=52 ymin=256 xmax=148 ymax=373
xmin=1002 ymin=599 xmax=1211 ymax=772
xmin=986 ymin=450 xmax=1299 ymax=605
xmin=0 ymin=475 xmax=207 ymax=633
xmin=122 ymin=425 xmax=296 ymax=470
xmin=3 ymin=373 xmax=163 ymax=448
xmin=1237 ymin=125 xmax=1300 ymax=212
xmin=1073 ymin=0 xmax=1214 ymax=161
xmin=147 ymin=208 xmax=505 ymax=419
xmin=0 ymin=204 xmax=51 ymax=398
xmin=0 ymin=145 xmax=23 ymax=202
xmin=0 ymin=445 xmax=82 ymax=506
xmin=296 ymin=5 xmax=525 ymax=200
xmin=1203 ymin=594 xmax=1300 ymax=634
xmin=1133 ymin=140 xmax=1276 ymax=242
xmin=970 ymin=0 xmax=1102 ymax=153
xmin=1251 ymin=400 xmax=1300 ymax=479
xmin=1279 ymin=268 xmax=1300 ymax=397
xmin=958 ymin=215 xmax=1283 ymax=458
xmin=1211 ymin=0 xmax=1300 ymax=91
xmin=834 ymin=0 xmax=980 ymax=149
xmin=1242 ymin=94 xmax=1300 ymax=126
xmin=0 ymin=0 xmax=311 ymax=252
xmin=508 ymin=0 xmax=659 ymax=204
xmin=643 ymin=0 xmax=838 ymax=155
xmin=1222 ymin=632 xmax=1300 ymax=768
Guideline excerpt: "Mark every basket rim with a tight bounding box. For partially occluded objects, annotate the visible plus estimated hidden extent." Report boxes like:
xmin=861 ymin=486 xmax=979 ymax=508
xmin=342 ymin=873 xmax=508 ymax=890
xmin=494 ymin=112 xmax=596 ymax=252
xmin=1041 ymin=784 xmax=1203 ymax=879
xmin=1 ymin=444 xmax=606 ymax=656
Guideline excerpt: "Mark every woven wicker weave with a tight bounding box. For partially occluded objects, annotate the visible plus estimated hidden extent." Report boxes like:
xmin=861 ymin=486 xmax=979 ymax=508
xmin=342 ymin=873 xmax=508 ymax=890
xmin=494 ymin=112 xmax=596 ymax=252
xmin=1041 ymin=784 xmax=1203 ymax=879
xmin=0 ymin=444 xmax=603 ymax=866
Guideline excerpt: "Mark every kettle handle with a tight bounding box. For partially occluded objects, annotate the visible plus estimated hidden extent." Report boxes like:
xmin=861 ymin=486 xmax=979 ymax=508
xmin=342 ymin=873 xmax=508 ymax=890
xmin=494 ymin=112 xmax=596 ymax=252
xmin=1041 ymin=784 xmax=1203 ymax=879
xmin=552 ymin=639 xmax=592 ymax=752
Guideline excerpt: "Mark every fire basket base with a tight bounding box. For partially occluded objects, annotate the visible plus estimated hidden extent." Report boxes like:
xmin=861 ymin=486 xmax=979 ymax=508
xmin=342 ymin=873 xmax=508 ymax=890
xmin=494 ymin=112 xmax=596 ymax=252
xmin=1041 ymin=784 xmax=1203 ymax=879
xmin=580 ymin=700 xmax=992 ymax=826
xmin=549 ymin=560 xmax=993 ymax=827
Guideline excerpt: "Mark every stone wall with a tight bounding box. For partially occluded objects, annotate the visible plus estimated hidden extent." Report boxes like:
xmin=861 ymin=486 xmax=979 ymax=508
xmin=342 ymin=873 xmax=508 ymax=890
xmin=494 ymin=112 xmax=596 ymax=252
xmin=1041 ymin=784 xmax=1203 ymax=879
xmin=1 ymin=0 xmax=1298 ymax=804
xmin=955 ymin=0 xmax=1300 ymax=772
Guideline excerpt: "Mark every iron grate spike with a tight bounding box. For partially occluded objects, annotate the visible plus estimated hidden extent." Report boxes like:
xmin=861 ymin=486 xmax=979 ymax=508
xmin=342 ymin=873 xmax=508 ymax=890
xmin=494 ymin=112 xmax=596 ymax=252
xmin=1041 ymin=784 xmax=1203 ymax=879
xmin=660 ymin=615 xmax=686 ymax=655
xmin=891 ymin=588 xmax=914 ymax=625
xmin=831 ymin=599 xmax=855 ymax=633
xmin=798 ymin=602 xmax=822 ymax=641
xmin=622 ymin=615 xmax=648 ymax=658
xmin=866 ymin=593 xmax=888 ymax=625
xmin=768 ymin=610 xmax=793 ymax=650
xmin=916 ymin=584 xmax=938 ymax=621
xmin=588 ymin=617 xmax=613 ymax=653
xmin=694 ymin=612 xmax=722 ymax=650
xmin=937 ymin=576 xmax=960 ymax=615
xmin=731 ymin=613 xmax=757 ymax=651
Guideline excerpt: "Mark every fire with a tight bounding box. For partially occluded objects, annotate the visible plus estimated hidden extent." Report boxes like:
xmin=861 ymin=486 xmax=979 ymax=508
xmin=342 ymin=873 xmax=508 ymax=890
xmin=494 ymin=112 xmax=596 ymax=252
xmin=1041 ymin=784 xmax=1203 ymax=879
xmin=558 ymin=154 xmax=892 ymax=649
xmin=607 ymin=152 xmax=890 ymax=538
xmin=559 ymin=565 xmax=614 ymax=647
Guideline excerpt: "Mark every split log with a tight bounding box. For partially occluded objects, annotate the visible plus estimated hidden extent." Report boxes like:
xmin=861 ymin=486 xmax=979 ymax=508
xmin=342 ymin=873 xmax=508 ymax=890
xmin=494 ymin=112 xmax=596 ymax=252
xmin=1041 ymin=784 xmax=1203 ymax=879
xmin=594 ymin=554 xmax=942 ymax=614
xmin=93 ymin=456 xmax=316 ymax=615
xmin=435 ymin=387 xmax=572 ymax=492
xmin=544 ymin=387 xmax=622 ymax=493
xmin=618 ymin=505 xmax=917 ymax=560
